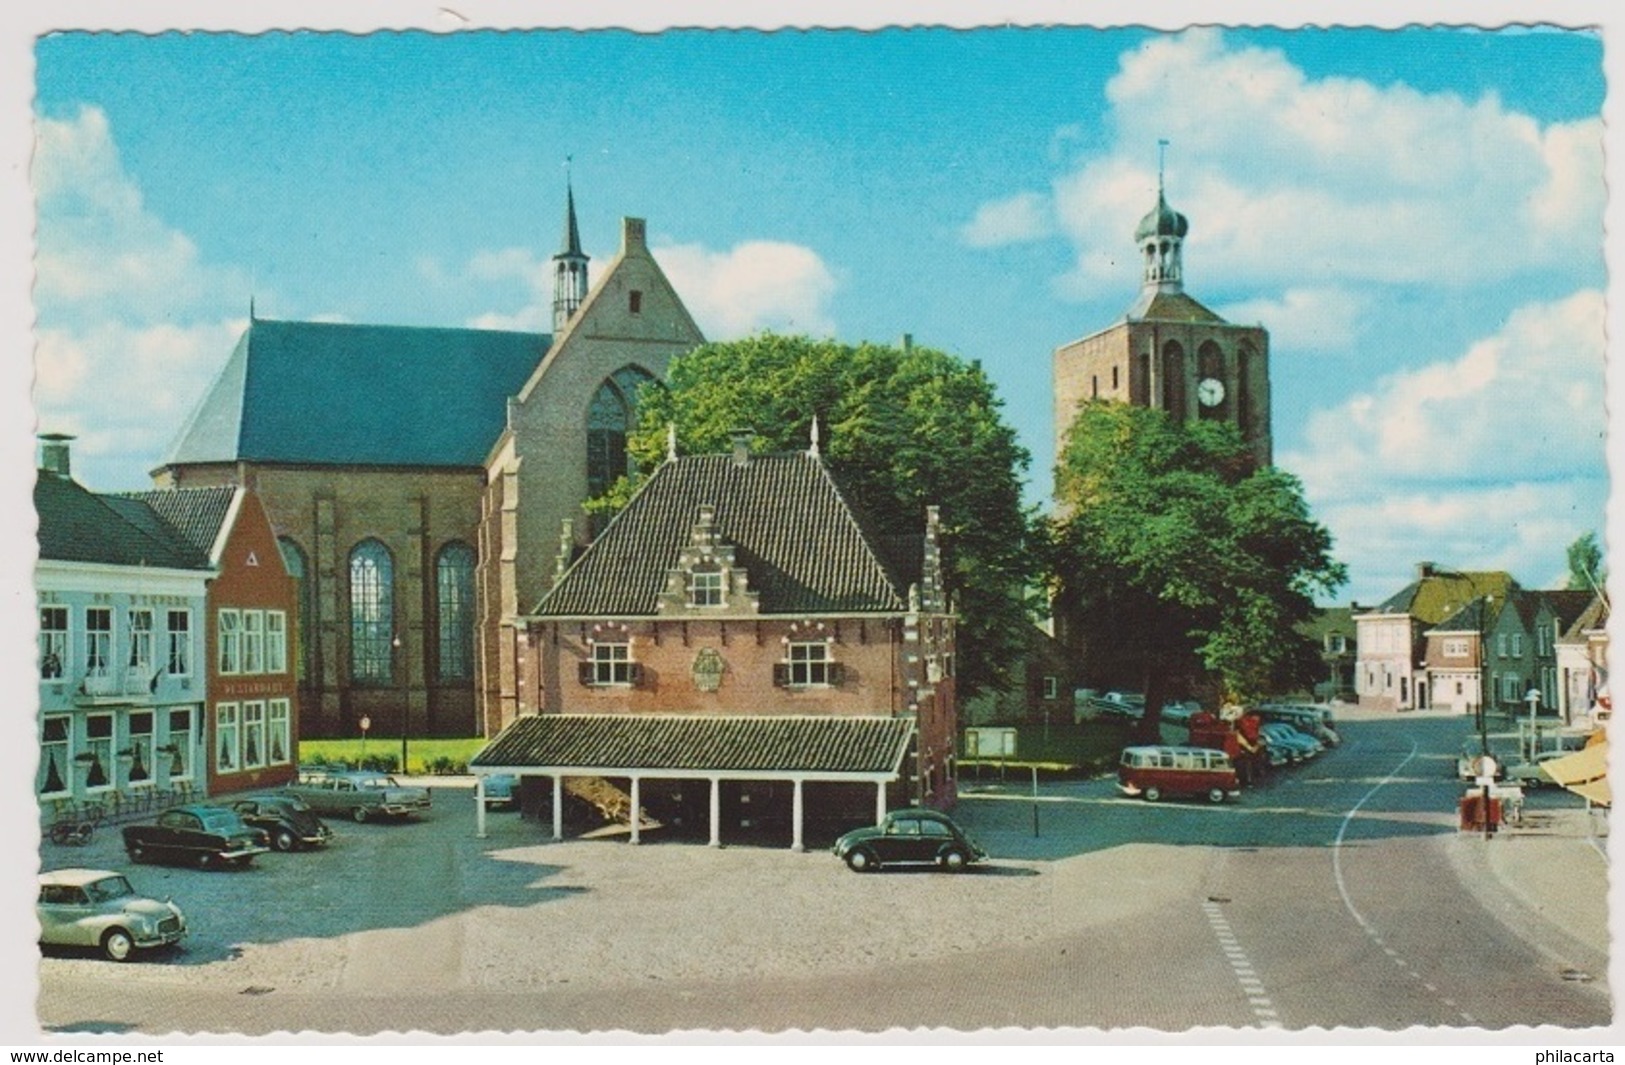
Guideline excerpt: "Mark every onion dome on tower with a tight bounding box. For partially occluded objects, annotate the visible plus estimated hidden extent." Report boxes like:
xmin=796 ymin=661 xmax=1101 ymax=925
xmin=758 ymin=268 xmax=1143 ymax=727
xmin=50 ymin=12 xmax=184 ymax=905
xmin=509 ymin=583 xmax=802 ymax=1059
xmin=1135 ymin=183 xmax=1188 ymax=293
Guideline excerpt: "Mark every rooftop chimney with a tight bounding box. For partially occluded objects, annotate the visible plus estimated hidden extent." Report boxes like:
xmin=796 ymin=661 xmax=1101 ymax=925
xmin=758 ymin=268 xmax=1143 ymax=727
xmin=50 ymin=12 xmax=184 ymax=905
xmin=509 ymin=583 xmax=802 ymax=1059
xmin=622 ymin=217 xmax=647 ymax=253
xmin=1416 ymin=561 xmax=1436 ymax=580
xmin=900 ymin=333 xmax=914 ymax=352
xmin=38 ymin=433 xmax=74 ymax=478
xmin=730 ymin=428 xmax=755 ymax=466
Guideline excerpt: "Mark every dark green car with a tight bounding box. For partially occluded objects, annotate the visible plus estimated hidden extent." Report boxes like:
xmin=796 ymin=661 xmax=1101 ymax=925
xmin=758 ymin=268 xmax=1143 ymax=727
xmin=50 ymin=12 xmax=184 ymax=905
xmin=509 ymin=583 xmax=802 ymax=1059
xmin=832 ymin=808 xmax=987 ymax=873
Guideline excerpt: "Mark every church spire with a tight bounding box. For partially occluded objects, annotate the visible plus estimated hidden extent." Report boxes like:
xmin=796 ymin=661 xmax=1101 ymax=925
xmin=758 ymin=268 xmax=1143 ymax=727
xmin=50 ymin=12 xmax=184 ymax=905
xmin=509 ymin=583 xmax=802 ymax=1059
xmin=552 ymin=161 xmax=589 ymax=334
xmin=1134 ymin=139 xmax=1188 ymax=294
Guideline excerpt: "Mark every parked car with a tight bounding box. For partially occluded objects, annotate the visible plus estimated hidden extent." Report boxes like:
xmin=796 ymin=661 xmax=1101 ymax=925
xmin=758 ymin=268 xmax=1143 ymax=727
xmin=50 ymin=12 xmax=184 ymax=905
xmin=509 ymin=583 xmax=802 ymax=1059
xmin=282 ymin=766 xmax=432 ymax=823
xmin=1502 ymin=750 xmax=1569 ymax=789
xmin=832 ymin=808 xmax=986 ymax=873
xmin=37 ymin=868 xmax=187 ymax=962
xmin=227 ymin=794 xmax=335 ymax=851
xmin=1118 ymin=745 xmax=1241 ymax=803
xmin=479 ymin=773 xmax=519 ymax=810
xmin=1256 ymin=704 xmax=1341 ymax=747
xmin=1260 ymin=722 xmax=1321 ymax=762
xmin=122 ymin=805 xmax=270 ymax=869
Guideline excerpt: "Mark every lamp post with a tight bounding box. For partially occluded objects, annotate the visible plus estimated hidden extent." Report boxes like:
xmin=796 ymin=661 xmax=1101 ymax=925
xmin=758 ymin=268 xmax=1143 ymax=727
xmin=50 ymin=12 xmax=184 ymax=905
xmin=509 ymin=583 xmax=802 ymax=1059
xmin=393 ymin=634 xmax=407 ymax=775
xmin=1524 ymin=687 xmax=1542 ymax=763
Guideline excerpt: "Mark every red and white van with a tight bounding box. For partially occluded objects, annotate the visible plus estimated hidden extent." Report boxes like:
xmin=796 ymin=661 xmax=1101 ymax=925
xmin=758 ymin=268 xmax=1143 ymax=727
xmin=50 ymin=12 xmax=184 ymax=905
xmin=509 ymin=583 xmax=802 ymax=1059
xmin=1118 ymin=745 xmax=1241 ymax=804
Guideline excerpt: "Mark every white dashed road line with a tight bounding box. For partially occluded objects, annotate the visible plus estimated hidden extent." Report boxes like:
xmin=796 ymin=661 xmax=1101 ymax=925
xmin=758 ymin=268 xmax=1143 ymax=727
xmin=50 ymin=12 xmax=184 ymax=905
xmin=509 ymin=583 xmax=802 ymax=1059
xmin=1202 ymin=898 xmax=1281 ymax=1029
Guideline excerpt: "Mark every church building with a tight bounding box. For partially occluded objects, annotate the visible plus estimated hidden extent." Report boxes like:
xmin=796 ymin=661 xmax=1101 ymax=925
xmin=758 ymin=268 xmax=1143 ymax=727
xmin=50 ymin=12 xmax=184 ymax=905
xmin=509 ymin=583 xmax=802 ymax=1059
xmin=154 ymin=188 xmax=704 ymax=741
xmin=1052 ymin=177 xmax=1272 ymax=470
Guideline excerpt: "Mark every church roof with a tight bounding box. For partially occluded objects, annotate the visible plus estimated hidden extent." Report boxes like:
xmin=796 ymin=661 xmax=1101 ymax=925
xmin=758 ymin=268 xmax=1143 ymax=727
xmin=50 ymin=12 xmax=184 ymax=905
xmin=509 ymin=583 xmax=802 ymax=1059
xmin=556 ymin=182 xmax=586 ymax=260
xmin=534 ymin=451 xmax=912 ymax=617
xmin=1125 ymin=289 xmax=1227 ymax=323
xmin=35 ymin=473 xmax=210 ymax=571
xmin=159 ymin=318 xmax=548 ymax=471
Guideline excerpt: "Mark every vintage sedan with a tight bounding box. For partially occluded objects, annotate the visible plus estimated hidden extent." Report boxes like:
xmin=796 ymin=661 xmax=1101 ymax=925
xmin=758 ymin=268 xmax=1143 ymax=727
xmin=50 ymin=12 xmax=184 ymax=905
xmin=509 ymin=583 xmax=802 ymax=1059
xmin=282 ymin=766 xmax=432 ymax=823
xmin=38 ymin=868 xmax=187 ymax=961
xmin=122 ymin=804 xmax=270 ymax=869
xmin=228 ymin=793 xmax=335 ymax=851
xmin=832 ymin=808 xmax=987 ymax=873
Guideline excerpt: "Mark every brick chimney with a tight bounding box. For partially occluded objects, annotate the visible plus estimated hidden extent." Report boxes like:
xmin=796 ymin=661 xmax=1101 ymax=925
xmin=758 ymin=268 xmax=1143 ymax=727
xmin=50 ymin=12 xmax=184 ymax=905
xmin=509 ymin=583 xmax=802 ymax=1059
xmin=1416 ymin=561 xmax=1436 ymax=580
xmin=730 ymin=428 xmax=755 ymax=466
xmin=622 ymin=217 xmax=647 ymax=254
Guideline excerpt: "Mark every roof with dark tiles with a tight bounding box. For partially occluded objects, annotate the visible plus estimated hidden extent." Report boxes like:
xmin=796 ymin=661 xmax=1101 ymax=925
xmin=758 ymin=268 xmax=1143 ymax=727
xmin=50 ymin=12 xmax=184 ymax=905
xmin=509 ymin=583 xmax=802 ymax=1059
xmin=159 ymin=318 xmax=548 ymax=470
xmin=471 ymin=714 xmax=914 ymax=775
xmin=35 ymin=474 xmax=210 ymax=571
xmin=534 ymin=451 xmax=913 ymax=616
xmin=1373 ymin=570 xmax=1516 ymax=627
xmin=112 ymin=487 xmax=238 ymax=561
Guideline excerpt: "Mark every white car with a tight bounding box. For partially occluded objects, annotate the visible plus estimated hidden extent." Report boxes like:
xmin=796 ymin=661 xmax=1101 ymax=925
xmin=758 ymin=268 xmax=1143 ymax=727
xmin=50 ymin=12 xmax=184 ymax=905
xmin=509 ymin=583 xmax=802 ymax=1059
xmin=38 ymin=868 xmax=187 ymax=962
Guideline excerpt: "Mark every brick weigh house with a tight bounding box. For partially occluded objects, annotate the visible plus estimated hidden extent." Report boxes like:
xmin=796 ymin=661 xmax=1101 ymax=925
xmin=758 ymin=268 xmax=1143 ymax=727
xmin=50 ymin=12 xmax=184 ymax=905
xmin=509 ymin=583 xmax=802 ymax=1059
xmin=471 ymin=432 xmax=957 ymax=849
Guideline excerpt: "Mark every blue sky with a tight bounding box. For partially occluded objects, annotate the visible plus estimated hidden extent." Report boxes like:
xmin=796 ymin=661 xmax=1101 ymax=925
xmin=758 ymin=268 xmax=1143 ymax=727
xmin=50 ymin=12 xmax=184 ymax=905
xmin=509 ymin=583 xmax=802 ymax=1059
xmin=28 ymin=23 xmax=1608 ymax=605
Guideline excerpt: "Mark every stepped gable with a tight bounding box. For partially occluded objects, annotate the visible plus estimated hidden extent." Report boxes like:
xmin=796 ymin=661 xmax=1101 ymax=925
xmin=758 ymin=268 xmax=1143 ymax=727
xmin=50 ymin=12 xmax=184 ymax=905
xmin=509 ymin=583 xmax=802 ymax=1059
xmin=536 ymin=450 xmax=910 ymax=617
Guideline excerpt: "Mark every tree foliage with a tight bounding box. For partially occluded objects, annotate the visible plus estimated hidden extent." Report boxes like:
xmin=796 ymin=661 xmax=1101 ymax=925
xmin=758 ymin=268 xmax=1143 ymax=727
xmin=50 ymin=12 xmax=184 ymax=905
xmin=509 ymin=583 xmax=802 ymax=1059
xmin=1566 ymin=530 xmax=1606 ymax=593
xmin=607 ymin=333 xmax=1039 ymax=700
xmin=1050 ymin=401 xmax=1346 ymax=727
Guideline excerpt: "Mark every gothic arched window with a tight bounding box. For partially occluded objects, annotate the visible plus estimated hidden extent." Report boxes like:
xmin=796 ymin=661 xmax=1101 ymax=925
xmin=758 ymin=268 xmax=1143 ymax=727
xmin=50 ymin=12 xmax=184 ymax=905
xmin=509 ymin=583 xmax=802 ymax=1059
xmin=349 ymin=539 xmax=394 ymax=684
xmin=1161 ymin=341 xmax=1186 ymax=417
xmin=586 ymin=365 xmax=660 ymax=497
xmin=278 ymin=537 xmax=311 ymax=683
xmin=436 ymin=542 xmax=476 ymax=682
xmin=1236 ymin=342 xmax=1256 ymax=437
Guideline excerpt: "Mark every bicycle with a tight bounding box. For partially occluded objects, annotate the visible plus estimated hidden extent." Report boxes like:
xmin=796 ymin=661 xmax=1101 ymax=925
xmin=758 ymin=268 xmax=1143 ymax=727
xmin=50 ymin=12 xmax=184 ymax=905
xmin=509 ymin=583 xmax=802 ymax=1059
xmin=48 ymin=818 xmax=95 ymax=846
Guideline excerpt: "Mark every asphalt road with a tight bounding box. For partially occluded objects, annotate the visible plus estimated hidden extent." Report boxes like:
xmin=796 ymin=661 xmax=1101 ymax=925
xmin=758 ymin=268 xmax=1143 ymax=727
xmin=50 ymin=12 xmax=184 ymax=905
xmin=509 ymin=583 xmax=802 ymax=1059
xmin=32 ymin=714 xmax=1611 ymax=1037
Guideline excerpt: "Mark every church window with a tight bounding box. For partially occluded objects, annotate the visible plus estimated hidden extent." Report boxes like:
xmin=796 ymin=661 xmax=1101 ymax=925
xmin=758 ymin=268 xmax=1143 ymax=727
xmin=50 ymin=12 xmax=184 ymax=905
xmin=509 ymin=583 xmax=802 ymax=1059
xmin=629 ymin=290 xmax=643 ymax=314
xmin=586 ymin=365 xmax=660 ymax=499
xmin=349 ymin=539 xmax=394 ymax=684
xmin=436 ymin=542 xmax=476 ymax=681
xmin=278 ymin=538 xmax=312 ymax=682
xmin=1160 ymin=341 xmax=1186 ymax=415
xmin=1112 ymin=366 xmax=1120 ymax=391
xmin=1237 ymin=343 xmax=1255 ymax=434
xmin=1091 ymin=375 xmax=1098 ymax=399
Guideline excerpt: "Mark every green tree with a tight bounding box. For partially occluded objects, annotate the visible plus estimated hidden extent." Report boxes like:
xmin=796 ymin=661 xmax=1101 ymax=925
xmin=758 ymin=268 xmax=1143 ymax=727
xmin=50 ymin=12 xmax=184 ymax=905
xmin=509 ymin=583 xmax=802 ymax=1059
xmin=606 ymin=333 xmax=1038 ymax=700
xmin=1566 ymin=530 xmax=1606 ymax=593
xmin=1050 ymin=401 xmax=1346 ymax=734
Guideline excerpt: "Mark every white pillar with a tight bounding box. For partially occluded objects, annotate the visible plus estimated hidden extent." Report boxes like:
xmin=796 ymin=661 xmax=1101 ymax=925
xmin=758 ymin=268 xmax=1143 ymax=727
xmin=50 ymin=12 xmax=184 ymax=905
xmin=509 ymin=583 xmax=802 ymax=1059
xmin=629 ymin=777 xmax=641 ymax=845
xmin=791 ymin=778 xmax=805 ymax=852
xmin=875 ymin=781 xmax=887 ymax=825
xmin=475 ymin=776 xmax=487 ymax=839
xmin=552 ymin=775 xmax=563 ymax=842
xmin=709 ymin=777 xmax=721 ymax=847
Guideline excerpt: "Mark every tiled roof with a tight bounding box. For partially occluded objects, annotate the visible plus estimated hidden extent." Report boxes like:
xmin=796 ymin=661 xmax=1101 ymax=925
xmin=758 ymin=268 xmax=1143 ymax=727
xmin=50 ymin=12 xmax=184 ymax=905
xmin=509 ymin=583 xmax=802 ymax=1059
xmin=1560 ymin=594 xmax=1609 ymax=642
xmin=114 ymin=487 xmax=238 ymax=560
xmin=535 ymin=451 xmax=911 ymax=616
xmin=34 ymin=474 xmax=209 ymax=570
xmin=471 ymin=714 xmax=914 ymax=776
xmin=1126 ymin=289 xmax=1226 ymax=324
xmin=159 ymin=318 xmax=547 ymax=470
xmin=1542 ymin=589 xmax=1597 ymax=634
xmin=1373 ymin=570 xmax=1516 ymax=626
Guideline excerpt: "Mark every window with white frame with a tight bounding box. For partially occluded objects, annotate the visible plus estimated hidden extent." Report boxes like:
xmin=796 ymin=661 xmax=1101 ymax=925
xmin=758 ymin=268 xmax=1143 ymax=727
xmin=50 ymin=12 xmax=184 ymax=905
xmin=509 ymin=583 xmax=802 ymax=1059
xmin=1503 ymin=674 xmax=1522 ymax=702
xmin=218 ymin=609 xmax=241 ymax=674
xmin=242 ymin=701 xmax=265 ymax=768
xmin=1325 ymin=634 xmax=1347 ymax=654
xmin=216 ymin=703 xmax=240 ymax=773
xmin=267 ymin=699 xmax=291 ymax=765
xmin=84 ymin=713 xmax=113 ymax=790
xmin=127 ymin=608 xmax=154 ymax=678
xmin=788 ymin=642 xmax=830 ymax=687
xmin=266 ymin=611 xmax=287 ymax=674
xmin=127 ymin=711 xmax=154 ymax=785
xmin=39 ymin=716 xmax=70 ymax=796
xmin=593 ymin=643 xmax=632 ymax=686
xmin=39 ymin=606 xmax=66 ymax=679
xmin=166 ymin=610 xmax=190 ymax=676
xmin=1511 ymin=633 xmax=1523 ymax=657
xmin=165 ymin=709 xmax=193 ymax=782
xmin=85 ymin=607 xmax=112 ymax=678
xmin=1443 ymin=638 xmax=1469 ymax=658
xmin=689 ymin=569 xmax=724 ymax=607
xmin=1042 ymin=676 xmax=1059 ymax=700
xmin=242 ymin=610 xmax=264 ymax=674
xmin=1496 ymin=633 xmax=1508 ymax=657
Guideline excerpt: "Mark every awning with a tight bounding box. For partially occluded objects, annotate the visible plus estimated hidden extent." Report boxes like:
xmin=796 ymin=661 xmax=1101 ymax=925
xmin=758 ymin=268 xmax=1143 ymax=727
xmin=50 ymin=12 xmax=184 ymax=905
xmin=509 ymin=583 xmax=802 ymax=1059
xmin=1540 ymin=741 xmax=1610 ymax=807
xmin=470 ymin=714 xmax=915 ymax=782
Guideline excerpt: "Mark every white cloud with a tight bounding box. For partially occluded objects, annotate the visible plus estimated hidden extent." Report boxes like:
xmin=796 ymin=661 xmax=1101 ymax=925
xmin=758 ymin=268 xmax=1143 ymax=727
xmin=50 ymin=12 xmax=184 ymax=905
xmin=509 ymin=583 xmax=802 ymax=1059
xmin=1279 ymin=289 xmax=1606 ymax=599
xmin=1037 ymin=29 xmax=1603 ymax=294
xmin=655 ymin=240 xmax=837 ymax=339
xmin=959 ymin=191 xmax=1051 ymax=248
xmin=1214 ymin=287 xmax=1364 ymax=353
xmin=32 ymin=106 xmax=257 ymax=489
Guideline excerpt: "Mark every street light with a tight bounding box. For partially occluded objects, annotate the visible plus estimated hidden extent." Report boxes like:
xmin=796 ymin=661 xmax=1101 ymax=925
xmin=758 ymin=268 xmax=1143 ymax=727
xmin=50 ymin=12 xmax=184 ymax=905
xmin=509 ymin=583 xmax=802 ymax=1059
xmin=393 ymin=634 xmax=407 ymax=775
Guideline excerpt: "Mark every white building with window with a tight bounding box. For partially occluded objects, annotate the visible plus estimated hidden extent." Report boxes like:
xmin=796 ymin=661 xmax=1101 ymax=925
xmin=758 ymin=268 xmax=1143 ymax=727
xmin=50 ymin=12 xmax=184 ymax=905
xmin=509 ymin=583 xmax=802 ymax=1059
xmin=35 ymin=443 xmax=210 ymax=814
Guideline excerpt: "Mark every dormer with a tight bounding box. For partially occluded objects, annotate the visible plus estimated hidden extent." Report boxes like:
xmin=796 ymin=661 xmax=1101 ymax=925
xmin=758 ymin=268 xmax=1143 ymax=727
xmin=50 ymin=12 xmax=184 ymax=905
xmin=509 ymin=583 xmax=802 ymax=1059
xmin=656 ymin=504 xmax=761 ymax=616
